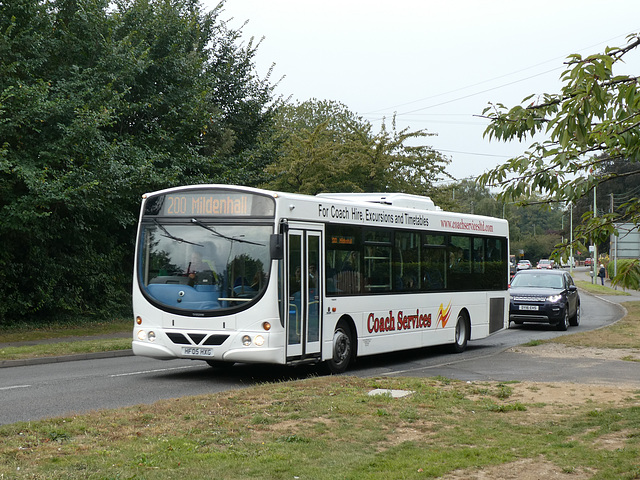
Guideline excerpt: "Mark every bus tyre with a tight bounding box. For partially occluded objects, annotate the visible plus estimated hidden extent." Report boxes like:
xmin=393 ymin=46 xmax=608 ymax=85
xmin=452 ymin=314 xmax=469 ymax=353
xmin=327 ymin=322 xmax=353 ymax=374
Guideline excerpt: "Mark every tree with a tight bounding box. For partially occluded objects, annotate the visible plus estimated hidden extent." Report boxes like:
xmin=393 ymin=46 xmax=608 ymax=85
xmin=478 ymin=33 xmax=640 ymax=287
xmin=0 ymin=0 xmax=276 ymax=322
xmin=262 ymin=99 xmax=451 ymax=195
xmin=441 ymin=180 xmax=564 ymax=262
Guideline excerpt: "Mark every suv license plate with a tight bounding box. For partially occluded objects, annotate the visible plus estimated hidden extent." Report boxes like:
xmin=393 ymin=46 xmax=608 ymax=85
xmin=519 ymin=305 xmax=539 ymax=311
xmin=182 ymin=347 xmax=213 ymax=357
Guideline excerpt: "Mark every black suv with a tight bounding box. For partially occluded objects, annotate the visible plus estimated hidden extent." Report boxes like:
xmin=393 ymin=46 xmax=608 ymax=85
xmin=509 ymin=269 xmax=580 ymax=331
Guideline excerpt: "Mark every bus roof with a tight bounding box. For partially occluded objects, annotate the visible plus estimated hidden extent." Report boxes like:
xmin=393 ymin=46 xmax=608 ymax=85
xmin=316 ymin=192 xmax=440 ymax=211
xmin=141 ymin=185 xmax=508 ymax=237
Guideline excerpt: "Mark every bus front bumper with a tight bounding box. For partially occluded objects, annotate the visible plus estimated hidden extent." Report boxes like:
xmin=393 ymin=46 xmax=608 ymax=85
xmin=132 ymin=340 xmax=176 ymax=360
xmin=132 ymin=340 xmax=284 ymax=365
xmin=222 ymin=347 xmax=283 ymax=364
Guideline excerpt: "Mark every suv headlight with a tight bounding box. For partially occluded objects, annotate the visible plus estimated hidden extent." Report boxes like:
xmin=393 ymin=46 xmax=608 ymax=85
xmin=547 ymin=294 xmax=562 ymax=303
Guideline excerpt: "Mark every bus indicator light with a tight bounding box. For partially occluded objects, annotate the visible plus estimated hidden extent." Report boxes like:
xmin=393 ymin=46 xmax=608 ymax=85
xmin=136 ymin=316 xmax=142 ymax=325
xmin=262 ymin=321 xmax=271 ymax=331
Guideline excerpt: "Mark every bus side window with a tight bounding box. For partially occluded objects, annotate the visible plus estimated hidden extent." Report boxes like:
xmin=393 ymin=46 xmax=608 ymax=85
xmin=335 ymin=251 xmax=361 ymax=294
xmin=485 ymin=237 xmax=508 ymax=290
xmin=394 ymin=231 xmax=420 ymax=292
xmin=473 ymin=237 xmax=485 ymax=273
xmin=448 ymin=235 xmax=472 ymax=289
xmin=422 ymin=234 xmax=446 ymax=291
xmin=326 ymin=225 xmax=362 ymax=295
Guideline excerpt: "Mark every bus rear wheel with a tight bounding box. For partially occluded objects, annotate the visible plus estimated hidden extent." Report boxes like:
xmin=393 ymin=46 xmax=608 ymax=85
xmin=452 ymin=314 xmax=469 ymax=353
xmin=326 ymin=321 xmax=353 ymax=374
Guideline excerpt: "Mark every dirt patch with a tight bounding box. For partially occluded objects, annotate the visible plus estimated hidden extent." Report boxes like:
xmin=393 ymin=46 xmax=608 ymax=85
xmin=509 ymin=343 xmax=640 ymax=362
xmin=591 ymin=429 xmax=634 ymax=451
xmin=508 ymin=381 xmax=639 ymax=408
xmin=440 ymin=456 xmax=595 ymax=479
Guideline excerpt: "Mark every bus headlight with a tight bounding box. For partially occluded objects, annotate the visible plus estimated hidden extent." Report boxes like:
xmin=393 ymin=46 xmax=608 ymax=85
xmin=137 ymin=330 xmax=156 ymax=342
xmin=242 ymin=335 xmax=251 ymax=346
xmin=254 ymin=335 xmax=265 ymax=346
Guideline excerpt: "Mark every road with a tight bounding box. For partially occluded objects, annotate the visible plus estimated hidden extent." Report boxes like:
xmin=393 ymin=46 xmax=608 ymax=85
xmin=0 ymin=290 xmax=632 ymax=425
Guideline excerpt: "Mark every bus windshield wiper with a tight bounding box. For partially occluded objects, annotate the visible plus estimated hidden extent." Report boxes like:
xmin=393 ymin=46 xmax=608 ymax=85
xmin=153 ymin=220 xmax=203 ymax=247
xmin=190 ymin=218 xmax=264 ymax=246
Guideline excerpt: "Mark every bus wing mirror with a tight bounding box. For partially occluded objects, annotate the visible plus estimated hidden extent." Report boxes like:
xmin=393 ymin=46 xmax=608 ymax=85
xmin=270 ymin=234 xmax=284 ymax=260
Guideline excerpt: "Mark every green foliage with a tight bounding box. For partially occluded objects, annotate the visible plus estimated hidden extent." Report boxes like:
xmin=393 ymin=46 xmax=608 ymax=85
xmin=610 ymin=258 xmax=640 ymax=290
xmin=441 ymin=179 xmax=566 ymax=262
xmin=0 ymin=0 xmax=275 ymax=322
xmin=261 ymin=99 xmax=451 ymax=195
xmin=478 ymin=33 xmax=640 ymax=276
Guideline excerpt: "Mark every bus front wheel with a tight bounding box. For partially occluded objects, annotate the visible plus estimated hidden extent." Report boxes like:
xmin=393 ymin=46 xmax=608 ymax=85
xmin=452 ymin=314 xmax=469 ymax=353
xmin=327 ymin=321 xmax=353 ymax=374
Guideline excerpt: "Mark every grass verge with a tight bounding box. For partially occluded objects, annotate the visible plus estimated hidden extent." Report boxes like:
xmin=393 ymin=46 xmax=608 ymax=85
xmin=575 ymin=280 xmax=632 ymax=296
xmin=0 ymin=318 xmax=132 ymax=361
xmin=0 ymin=338 xmax=132 ymax=361
xmin=0 ymin=317 xmax=131 ymax=343
xmin=1 ymin=376 xmax=639 ymax=479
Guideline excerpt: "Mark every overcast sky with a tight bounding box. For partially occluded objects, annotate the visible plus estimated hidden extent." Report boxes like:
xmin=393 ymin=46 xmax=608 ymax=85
xmin=209 ymin=0 xmax=640 ymax=183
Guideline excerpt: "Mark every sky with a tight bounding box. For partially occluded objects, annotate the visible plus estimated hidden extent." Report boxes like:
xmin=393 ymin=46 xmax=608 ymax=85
xmin=207 ymin=0 xmax=640 ymax=183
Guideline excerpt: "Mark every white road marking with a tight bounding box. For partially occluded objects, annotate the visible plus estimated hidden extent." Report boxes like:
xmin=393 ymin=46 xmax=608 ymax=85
xmin=0 ymin=385 xmax=31 ymax=391
xmin=110 ymin=365 xmax=198 ymax=377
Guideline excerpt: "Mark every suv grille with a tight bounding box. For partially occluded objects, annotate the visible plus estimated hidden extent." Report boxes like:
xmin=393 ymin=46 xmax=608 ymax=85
xmin=512 ymin=295 xmax=546 ymax=302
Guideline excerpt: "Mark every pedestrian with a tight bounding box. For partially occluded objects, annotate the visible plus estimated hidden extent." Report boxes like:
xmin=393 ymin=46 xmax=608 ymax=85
xmin=598 ymin=264 xmax=606 ymax=285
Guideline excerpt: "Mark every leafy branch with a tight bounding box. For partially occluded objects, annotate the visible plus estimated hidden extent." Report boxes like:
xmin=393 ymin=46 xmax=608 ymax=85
xmin=478 ymin=33 xmax=640 ymax=289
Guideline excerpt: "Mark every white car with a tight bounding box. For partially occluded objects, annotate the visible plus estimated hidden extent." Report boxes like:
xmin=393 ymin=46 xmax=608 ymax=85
xmin=517 ymin=260 xmax=532 ymax=270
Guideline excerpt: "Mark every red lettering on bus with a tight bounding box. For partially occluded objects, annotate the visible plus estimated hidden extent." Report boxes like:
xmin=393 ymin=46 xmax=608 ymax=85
xmin=367 ymin=311 xmax=396 ymax=333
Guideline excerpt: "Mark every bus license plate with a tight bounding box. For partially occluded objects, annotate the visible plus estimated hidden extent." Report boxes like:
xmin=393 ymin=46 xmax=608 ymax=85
xmin=182 ymin=347 xmax=213 ymax=357
xmin=519 ymin=305 xmax=538 ymax=311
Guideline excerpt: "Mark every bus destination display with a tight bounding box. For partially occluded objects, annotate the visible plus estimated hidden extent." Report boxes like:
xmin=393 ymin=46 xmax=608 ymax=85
xmin=154 ymin=191 xmax=275 ymax=217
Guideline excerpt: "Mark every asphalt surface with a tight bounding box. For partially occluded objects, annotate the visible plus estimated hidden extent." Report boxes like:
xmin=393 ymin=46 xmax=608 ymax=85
xmin=2 ymin=267 xmax=639 ymax=388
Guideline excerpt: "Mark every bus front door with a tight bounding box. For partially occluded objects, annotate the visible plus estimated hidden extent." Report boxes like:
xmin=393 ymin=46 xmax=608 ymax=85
xmin=287 ymin=229 xmax=321 ymax=362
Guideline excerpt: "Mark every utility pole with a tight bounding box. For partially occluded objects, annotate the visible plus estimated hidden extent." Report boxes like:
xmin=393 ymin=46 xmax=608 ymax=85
xmin=592 ymin=185 xmax=597 ymax=284
xmin=611 ymin=193 xmax=617 ymax=278
xmin=570 ymin=202 xmax=573 ymax=275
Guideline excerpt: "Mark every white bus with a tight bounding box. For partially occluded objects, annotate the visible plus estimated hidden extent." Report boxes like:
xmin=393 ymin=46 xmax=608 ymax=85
xmin=132 ymin=185 xmax=509 ymax=373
